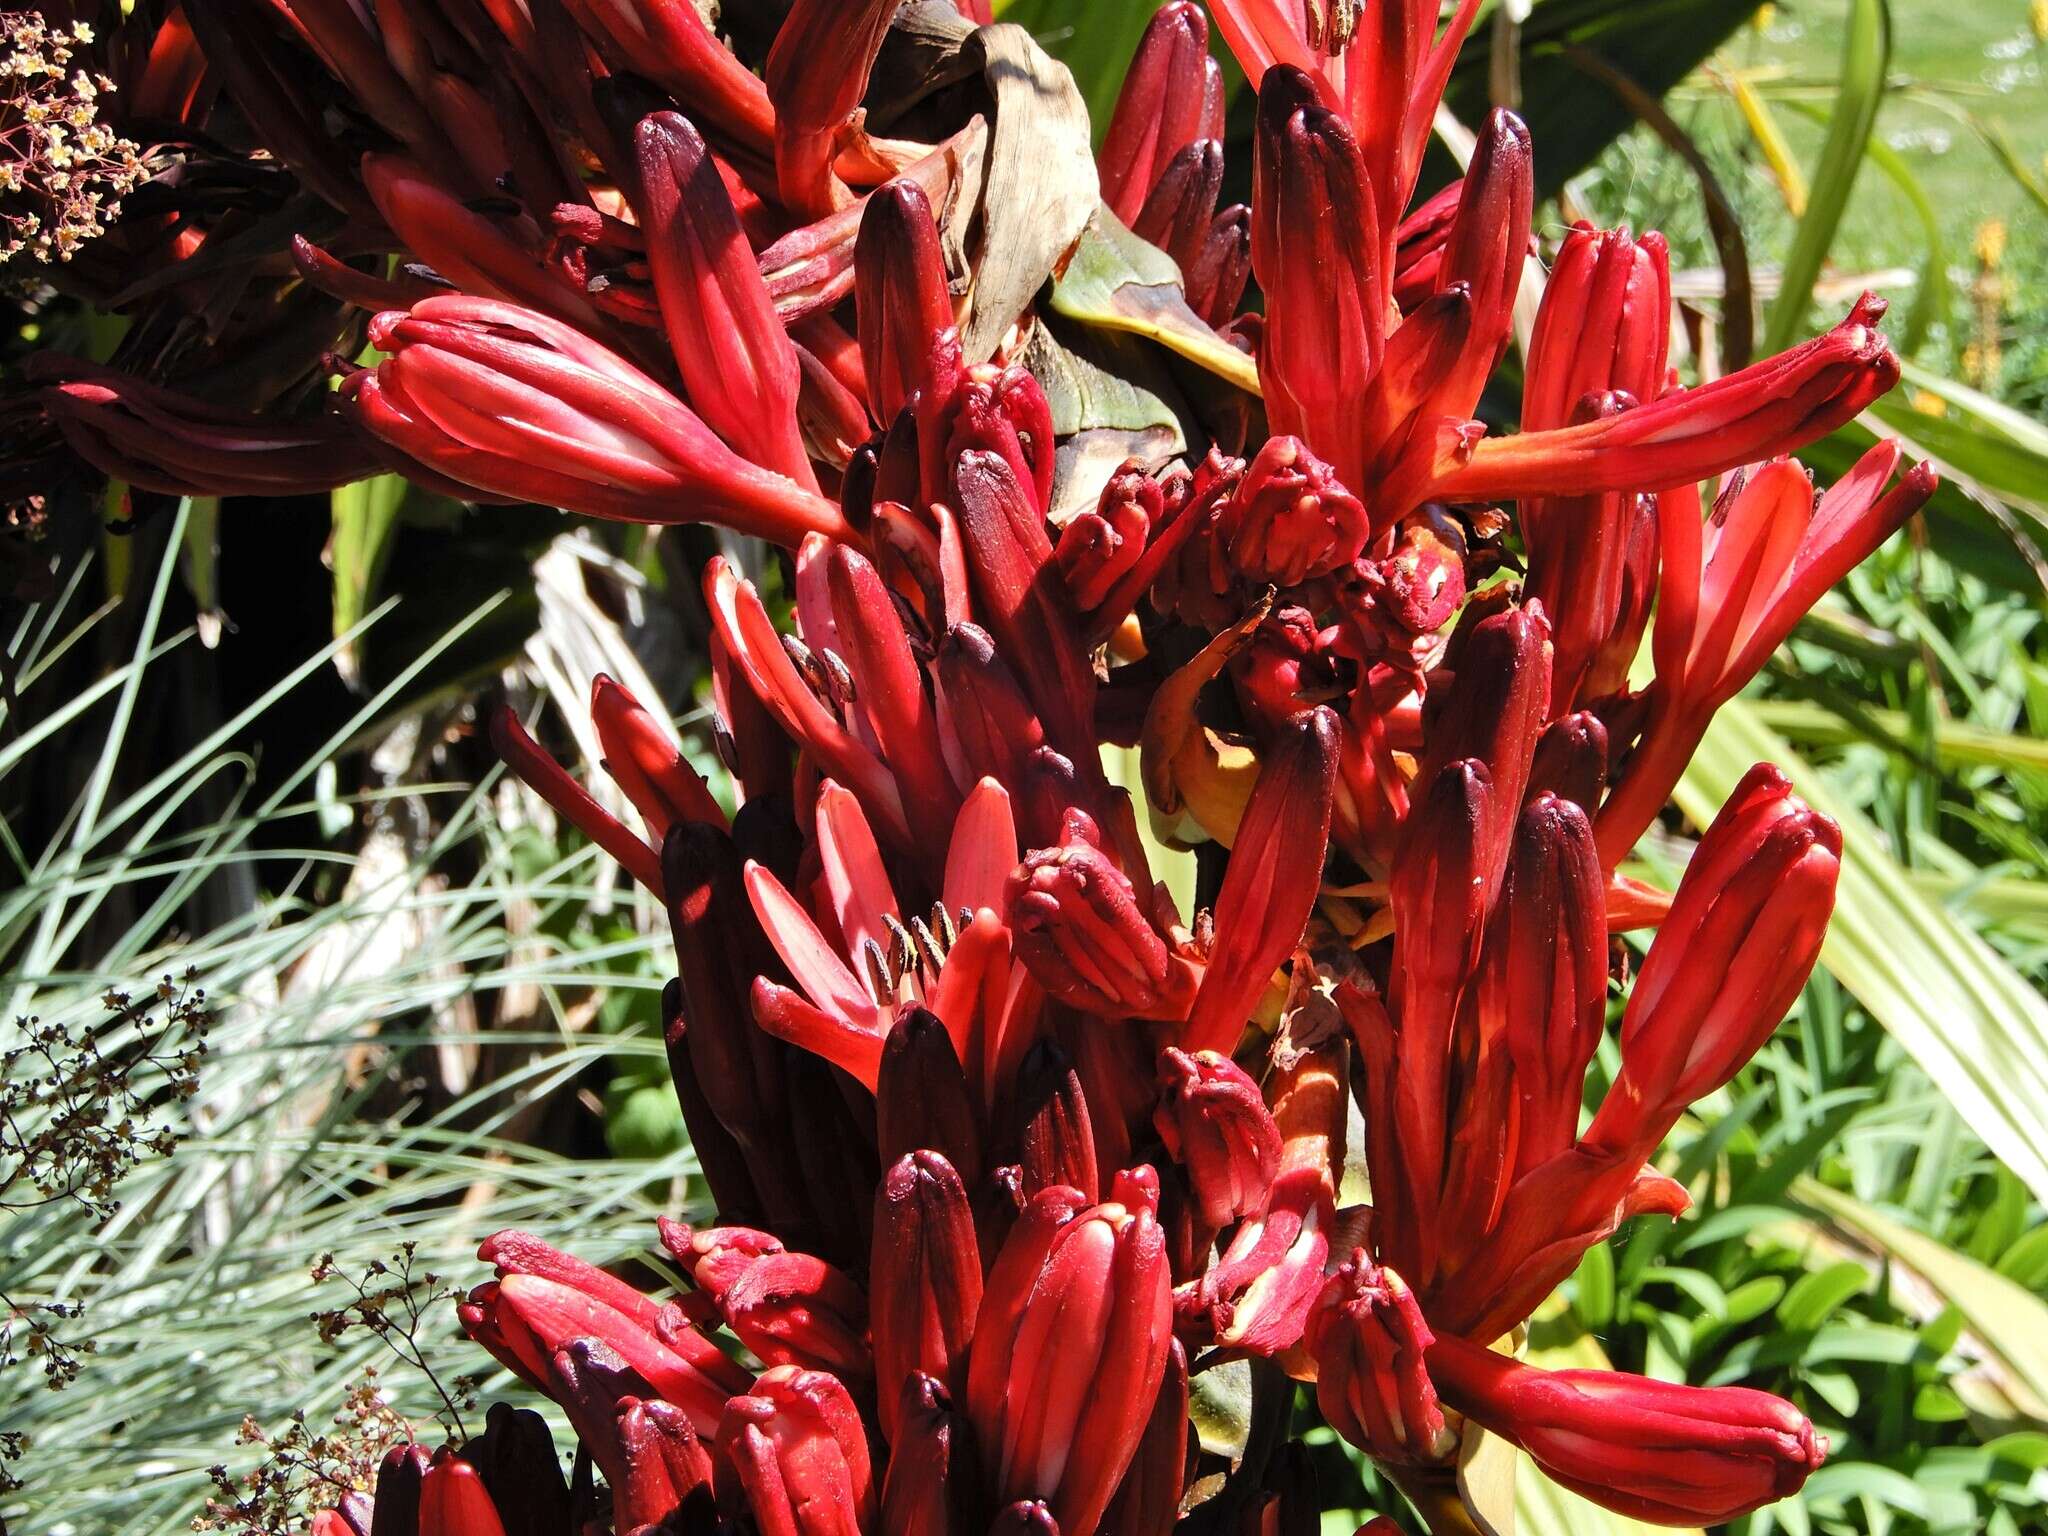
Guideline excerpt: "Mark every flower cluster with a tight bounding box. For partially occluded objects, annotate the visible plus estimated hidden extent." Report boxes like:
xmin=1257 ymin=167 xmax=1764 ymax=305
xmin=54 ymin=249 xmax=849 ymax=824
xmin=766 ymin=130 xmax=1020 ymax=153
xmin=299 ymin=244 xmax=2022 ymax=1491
xmin=29 ymin=1 xmax=1941 ymax=1532
xmin=0 ymin=11 xmax=144 ymax=270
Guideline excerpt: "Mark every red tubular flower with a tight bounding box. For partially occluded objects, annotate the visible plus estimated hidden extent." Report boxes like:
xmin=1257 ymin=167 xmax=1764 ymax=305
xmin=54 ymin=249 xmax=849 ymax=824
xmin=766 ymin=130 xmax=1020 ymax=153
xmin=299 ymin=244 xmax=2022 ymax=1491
xmin=1429 ymin=108 xmax=1533 ymax=416
xmin=466 ymin=1271 xmax=750 ymax=1437
xmin=350 ymin=297 xmax=848 ymax=542
xmin=1221 ymin=436 xmax=1369 ymax=587
xmin=1252 ymin=70 xmax=1386 ymax=468
xmin=880 ymin=1374 xmax=982 ymax=1534
xmin=1006 ymin=810 xmax=1201 ymax=1021
xmin=871 ymin=1151 xmax=984 ymax=1441
xmin=1487 ymin=794 xmax=1608 ymax=1181
xmin=1154 ymin=1048 xmax=1282 ymax=1234
xmin=1057 ymin=463 xmax=1160 ymax=613
xmin=565 ymin=0 xmax=774 ymax=149
xmin=1098 ymin=1337 xmax=1189 ymax=1536
xmin=855 ymin=180 xmax=957 ymax=425
xmin=1428 ymin=1332 xmax=1826 ymax=1525
xmin=1305 ymin=1250 xmax=1453 ymax=1466
xmin=1186 ymin=1045 xmax=1345 ymax=1357
xmin=764 ymin=0 xmax=902 ymax=217
xmin=717 ymin=1365 xmax=878 ymax=1536
xmin=590 ymin=673 xmax=726 ymax=840
xmin=1597 ymin=443 xmax=1935 ymax=863
xmin=1523 ymin=224 xmax=1672 ymax=434
xmin=1097 ymin=1 xmax=1223 ymax=225
xmin=680 ymin=1238 xmax=870 ymax=1383
xmin=1429 ymin=295 xmax=1903 ymax=503
xmin=966 ymin=1177 xmax=1174 ymax=1535
xmin=632 ymin=113 xmax=817 ymax=490
xmin=1586 ymin=764 xmax=1842 ymax=1161
xmin=1182 ymin=706 xmax=1340 ymax=1057
xmin=35 ymin=364 xmax=383 ymax=499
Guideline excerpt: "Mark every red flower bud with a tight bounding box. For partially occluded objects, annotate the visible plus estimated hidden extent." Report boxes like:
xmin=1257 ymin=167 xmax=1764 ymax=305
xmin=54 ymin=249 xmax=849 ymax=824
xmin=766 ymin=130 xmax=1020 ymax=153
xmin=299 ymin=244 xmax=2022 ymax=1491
xmin=872 ymin=1152 xmax=984 ymax=1441
xmin=990 ymin=1501 xmax=1061 ymax=1535
xmin=1007 ymin=813 xmax=1199 ymax=1021
xmin=1524 ymin=225 xmax=1672 ymax=434
xmin=632 ymin=112 xmax=815 ymax=490
xmin=1133 ymin=139 xmax=1226 ymax=279
xmin=1305 ymin=1250 xmax=1452 ymax=1465
xmin=1252 ymin=70 xmax=1386 ymax=458
xmin=418 ymin=1450 xmax=506 ymax=1536
xmin=1588 ymin=764 xmax=1840 ymax=1159
xmin=351 ymin=297 xmax=847 ymax=544
xmin=1221 ymin=436 xmax=1369 ymax=587
xmin=1097 ymin=1337 xmax=1189 ymax=1536
xmin=712 ymin=1248 xmax=871 ymax=1383
xmin=1182 ymin=706 xmax=1340 ymax=1056
xmin=1155 ymin=1049 xmax=1282 ymax=1233
xmin=590 ymin=673 xmax=725 ymax=840
xmin=966 ymin=1184 xmax=1174 ymax=1535
xmin=612 ymin=1397 xmax=716 ymax=1529
xmin=1012 ymin=1038 xmax=1102 ymax=1202
xmin=717 ymin=1365 xmax=878 ymax=1535
xmin=1430 ymin=109 xmax=1533 ymax=416
xmin=1098 ymin=2 xmax=1223 ymax=225
xmin=764 ymin=0 xmax=900 ymax=216
xmin=877 ymin=1007 xmax=984 ymax=1188
xmin=1429 ymin=1332 xmax=1826 ymax=1525
xmin=856 ymin=180 xmax=957 ymax=424
xmin=1056 ymin=463 xmax=1159 ymax=613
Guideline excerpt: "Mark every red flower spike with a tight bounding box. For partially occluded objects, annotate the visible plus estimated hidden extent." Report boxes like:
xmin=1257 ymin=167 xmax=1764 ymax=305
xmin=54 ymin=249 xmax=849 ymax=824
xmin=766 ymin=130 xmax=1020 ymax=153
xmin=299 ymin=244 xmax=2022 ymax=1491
xmin=881 ymin=1374 xmax=982 ymax=1532
xmin=966 ymin=1183 xmax=1174 ymax=1536
xmin=1098 ymin=1336 xmax=1189 ymax=1536
xmin=1006 ymin=813 xmax=1201 ymax=1021
xmin=871 ymin=1152 xmax=984 ymax=1443
xmin=1182 ymin=706 xmax=1339 ymax=1057
xmin=764 ymin=0 xmax=901 ymax=217
xmin=1221 ymin=436 xmax=1369 ymax=587
xmin=632 ymin=113 xmax=817 ymax=491
xmin=1430 ymin=109 xmax=1534 ymax=416
xmin=1190 ymin=1044 xmax=1346 ymax=1358
xmin=1490 ymin=794 xmax=1609 ymax=1181
xmin=1305 ymin=1250 xmax=1453 ymax=1466
xmin=419 ymin=1451 xmax=508 ymax=1536
xmin=589 ymin=673 xmax=726 ymax=839
xmin=717 ymin=1365 xmax=878 ymax=1536
xmin=1154 ymin=1048 xmax=1282 ymax=1234
xmin=1428 ymin=1332 xmax=1826 ymax=1525
xmin=1586 ymin=765 xmax=1841 ymax=1160
xmin=354 ymin=298 xmax=848 ymax=543
xmin=1098 ymin=2 xmax=1221 ymax=225
xmin=490 ymin=704 xmax=664 ymax=895
xmin=1431 ymin=296 xmax=1902 ymax=502
xmin=1012 ymin=1038 xmax=1102 ymax=1203
xmin=856 ymin=179 xmax=956 ymax=425
xmin=1252 ymin=73 xmax=1386 ymax=461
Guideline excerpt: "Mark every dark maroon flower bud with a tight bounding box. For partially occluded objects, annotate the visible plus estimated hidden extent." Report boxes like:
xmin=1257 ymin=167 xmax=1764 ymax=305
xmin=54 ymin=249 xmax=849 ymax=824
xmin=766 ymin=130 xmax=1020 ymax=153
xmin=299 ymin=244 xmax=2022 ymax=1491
xmin=990 ymin=1500 xmax=1061 ymax=1535
xmin=1527 ymin=711 xmax=1610 ymax=812
xmin=1133 ymin=139 xmax=1226 ymax=278
xmin=1010 ymin=1038 xmax=1100 ymax=1202
xmin=857 ymin=179 xmax=956 ymax=425
xmin=878 ymin=1006 xmax=984 ymax=1188
xmin=882 ymin=1374 xmax=982 ymax=1533
xmin=873 ymin=1152 xmax=985 ymax=1441
xmin=1097 ymin=1337 xmax=1189 ymax=1536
